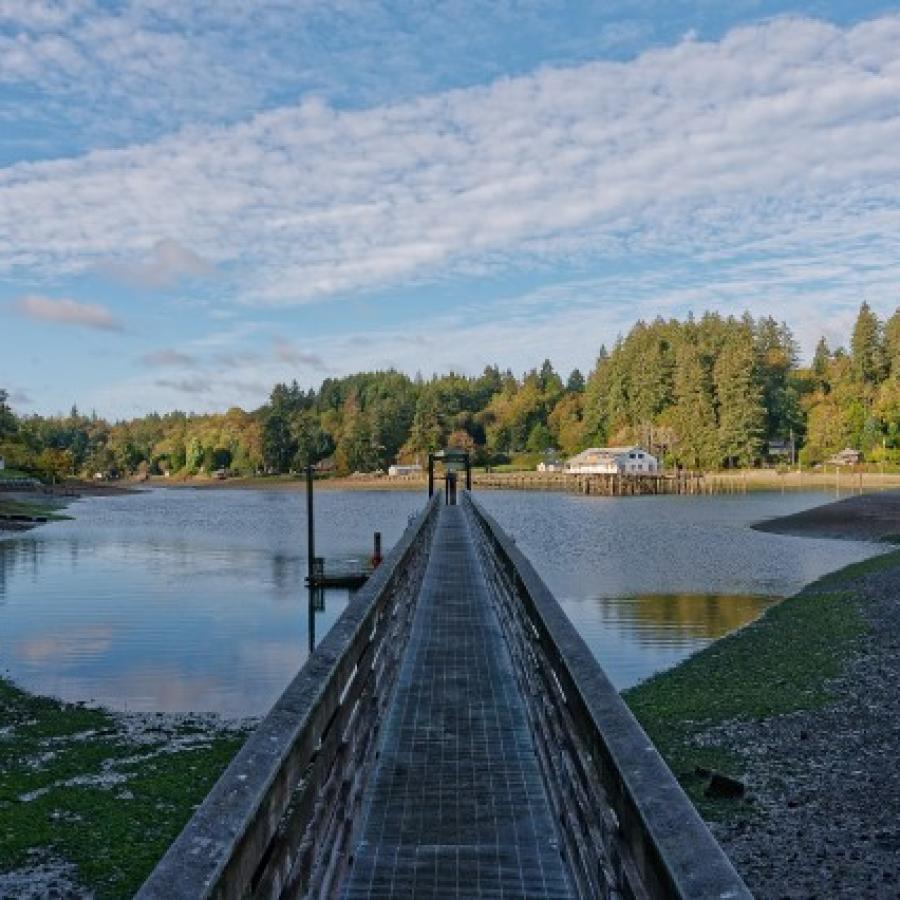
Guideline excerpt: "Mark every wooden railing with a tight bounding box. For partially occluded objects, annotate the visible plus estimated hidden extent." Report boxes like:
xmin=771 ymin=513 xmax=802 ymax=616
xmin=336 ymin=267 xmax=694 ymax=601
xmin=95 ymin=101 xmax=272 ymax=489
xmin=464 ymin=493 xmax=751 ymax=900
xmin=137 ymin=494 xmax=441 ymax=900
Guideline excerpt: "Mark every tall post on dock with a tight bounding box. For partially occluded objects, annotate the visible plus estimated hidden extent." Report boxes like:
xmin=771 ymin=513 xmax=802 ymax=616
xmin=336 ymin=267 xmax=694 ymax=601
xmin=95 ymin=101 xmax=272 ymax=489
xmin=372 ymin=531 xmax=383 ymax=568
xmin=306 ymin=464 xmax=315 ymax=587
xmin=428 ymin=453 xmax=435 ymax=498
xmin=465 ymin=453 xmax=471 ymax=491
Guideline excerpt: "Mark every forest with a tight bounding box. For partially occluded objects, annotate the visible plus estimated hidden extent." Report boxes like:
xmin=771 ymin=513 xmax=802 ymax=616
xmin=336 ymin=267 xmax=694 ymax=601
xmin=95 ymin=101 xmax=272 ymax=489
xmin=1 ymin=303 xmax=898 ymax=482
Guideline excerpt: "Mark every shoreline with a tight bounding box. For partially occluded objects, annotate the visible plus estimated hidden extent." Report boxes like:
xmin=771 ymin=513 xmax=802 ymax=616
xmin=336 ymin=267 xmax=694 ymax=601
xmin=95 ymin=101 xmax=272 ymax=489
xmin=0 ymin=481 xmax=140 ymax=532
xmin=625 ymin=490 xmax=900 ymax=897
xmin=143 ymin=468 xmax=900 ymax=495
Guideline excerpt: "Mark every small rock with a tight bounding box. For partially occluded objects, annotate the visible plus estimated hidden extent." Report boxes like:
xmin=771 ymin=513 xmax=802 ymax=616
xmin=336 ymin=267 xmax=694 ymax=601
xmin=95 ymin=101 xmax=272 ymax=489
xmin=704 ymin=772 xmax=746 ymax=799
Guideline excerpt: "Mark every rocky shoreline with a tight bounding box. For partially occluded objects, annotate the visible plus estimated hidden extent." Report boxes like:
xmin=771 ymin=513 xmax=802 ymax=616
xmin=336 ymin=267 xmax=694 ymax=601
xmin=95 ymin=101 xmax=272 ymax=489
xmin=701 ymin=552 xmax=900 ymax=898
xmin=649 ymin=491 xmax=900 ymax=898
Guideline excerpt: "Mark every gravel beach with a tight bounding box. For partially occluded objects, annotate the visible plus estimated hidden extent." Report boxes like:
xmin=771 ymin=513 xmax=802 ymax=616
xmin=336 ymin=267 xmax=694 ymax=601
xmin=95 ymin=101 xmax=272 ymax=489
xmin=707 ymin=492 xmax=900 ymax=897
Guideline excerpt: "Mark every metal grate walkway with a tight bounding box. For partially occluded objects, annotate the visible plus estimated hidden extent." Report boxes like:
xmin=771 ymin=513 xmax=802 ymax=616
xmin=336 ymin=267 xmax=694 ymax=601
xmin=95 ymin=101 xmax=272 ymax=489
xmin=342 ymin=505 xmax=573 ymax=899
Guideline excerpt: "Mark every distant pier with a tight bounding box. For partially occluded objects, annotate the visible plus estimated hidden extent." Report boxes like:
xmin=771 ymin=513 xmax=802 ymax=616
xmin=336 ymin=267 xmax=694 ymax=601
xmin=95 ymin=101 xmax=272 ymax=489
xmin=473 ymin=469 xmax=706 ymax=495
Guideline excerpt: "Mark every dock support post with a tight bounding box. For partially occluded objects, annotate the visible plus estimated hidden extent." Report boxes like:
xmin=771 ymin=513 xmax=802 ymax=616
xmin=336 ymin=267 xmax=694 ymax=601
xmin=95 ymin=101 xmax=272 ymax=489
xmin=465 ymin=453 xmax=471 ymax=491
xmin=373 ymin=531 xmax=383 ymax=568
xmin=306 ymin=464 xmax=315 ymax=586
xmin=428 ymin=453 xmax=435 ymax=498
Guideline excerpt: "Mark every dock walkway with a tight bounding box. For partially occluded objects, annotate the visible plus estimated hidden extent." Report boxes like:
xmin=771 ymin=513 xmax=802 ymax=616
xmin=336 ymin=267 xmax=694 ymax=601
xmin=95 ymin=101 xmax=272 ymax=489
xmin=343 ymin=504 xmax=573 ymax=899
xmin=138 ymin=491 xmax=751 ymax=900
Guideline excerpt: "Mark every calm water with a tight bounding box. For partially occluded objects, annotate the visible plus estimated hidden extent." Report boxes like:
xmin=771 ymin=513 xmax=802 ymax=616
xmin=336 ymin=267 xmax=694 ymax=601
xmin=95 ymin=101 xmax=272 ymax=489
xmin=0 ymin=488 xmax=885 ymax=715
xmin=0 ymin=488 xmax=424 ymax=716
xmin=476 ymin=491 xmax=885 ymax=688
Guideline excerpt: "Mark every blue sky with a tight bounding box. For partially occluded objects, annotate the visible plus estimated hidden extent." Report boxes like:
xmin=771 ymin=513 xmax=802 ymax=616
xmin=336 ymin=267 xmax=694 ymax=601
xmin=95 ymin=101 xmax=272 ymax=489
xmin=2 ymin=0 xmax=899 ymax=417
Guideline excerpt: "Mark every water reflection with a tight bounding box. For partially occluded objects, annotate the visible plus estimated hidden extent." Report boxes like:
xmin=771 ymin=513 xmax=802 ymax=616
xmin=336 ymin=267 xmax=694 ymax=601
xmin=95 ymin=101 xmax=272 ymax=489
xmin=0 ymin=488 xmax=425 ymax=716
xmin=477 ymin=490 xmax=887 ymax=690
xmin=597 ymin=593 xmax=777 ymax=643
xmin=565 ymin=593 xmax=777 ymax=689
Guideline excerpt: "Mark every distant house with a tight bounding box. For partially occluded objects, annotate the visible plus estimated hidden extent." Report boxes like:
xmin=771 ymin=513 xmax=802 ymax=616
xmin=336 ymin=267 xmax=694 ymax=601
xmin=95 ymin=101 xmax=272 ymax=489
xmin=566 ymin=446 xmax=659 ymax=475
xmin=536 ymin=455 xmax=565 ymax=473
xmin=537 ymin=461 xmax=566 ymax=473
xmin=315 ymin=456 xmax=336 ymax=473
xmin=388 ymin=463 xmax=423 ymax=477
xmin=829 ymin=447 xmax=862 ymax=466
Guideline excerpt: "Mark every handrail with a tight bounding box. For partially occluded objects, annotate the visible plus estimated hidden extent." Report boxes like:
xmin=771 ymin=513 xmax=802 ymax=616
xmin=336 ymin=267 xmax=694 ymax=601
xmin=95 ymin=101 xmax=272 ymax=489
xmin=463 ymin=494 xmax=751 ymax=900
xmin=137 ymin=493 xmax=441 ymax=900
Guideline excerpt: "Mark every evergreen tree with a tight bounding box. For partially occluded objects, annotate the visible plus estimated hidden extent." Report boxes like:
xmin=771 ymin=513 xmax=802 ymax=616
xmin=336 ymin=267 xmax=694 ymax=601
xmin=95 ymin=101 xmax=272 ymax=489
xmin=754 ymin=317 xmax=800 ymax=441
xmin=672 ymin=341 xmax=718 ymax=469
xmin=714 ymin=329 xmax=765 ymax=466
xmin=812 ymin=337 xmax=830 ymax=378
xmin=262 ymin=384 xmax=298 ymax=472
xmin=628 ymin=323 xmax=675 ymax=429
xmin=0 ymin=389 xmax=17 ymax=440
xmin=581 ymin=349 xmax=611 ymax=446
xmin=538 ymin=359 xmax=561 ymax=393
xmin=883 ymin=307 xmax=900 ymax=378
xmin=565 ymin=368 xmax=585 ymax=393
xmin=850 ymin=301 xmax=886 ymax=385
xmin=291 ymin=411 xmax=334 ymax=468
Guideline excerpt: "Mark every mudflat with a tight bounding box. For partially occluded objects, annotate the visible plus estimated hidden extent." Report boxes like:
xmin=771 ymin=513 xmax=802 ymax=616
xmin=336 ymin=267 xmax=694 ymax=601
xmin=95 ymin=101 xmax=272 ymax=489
xmin=753 ymin=490 xmax=900 ymax=542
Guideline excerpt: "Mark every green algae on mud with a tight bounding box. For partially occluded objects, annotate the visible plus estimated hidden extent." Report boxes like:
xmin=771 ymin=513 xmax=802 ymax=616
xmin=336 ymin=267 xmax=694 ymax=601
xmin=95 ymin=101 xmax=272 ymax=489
xmin=0 ymin=495 xmax=71 ymax=527
xmin=0 ymin=676 xmax=252 ymax=898
xmin=622 ymin=548 xmax=900 ymax=820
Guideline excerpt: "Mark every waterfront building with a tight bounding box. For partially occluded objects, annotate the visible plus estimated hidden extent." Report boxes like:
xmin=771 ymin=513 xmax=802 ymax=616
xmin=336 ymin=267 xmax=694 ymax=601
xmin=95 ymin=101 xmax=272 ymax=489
xmin=828 ymin=447 xmax=862 ymax=466
xmin=388 ymin=463 xmax=423 ymax=477
xmin=566 ymin=446 xmax=659 ymax=475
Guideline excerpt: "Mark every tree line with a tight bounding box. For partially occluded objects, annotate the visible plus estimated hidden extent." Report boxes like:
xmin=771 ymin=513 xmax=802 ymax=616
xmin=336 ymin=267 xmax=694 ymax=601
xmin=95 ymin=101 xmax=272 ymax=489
xmin=1 ymin=304 xmax=897 ymax=482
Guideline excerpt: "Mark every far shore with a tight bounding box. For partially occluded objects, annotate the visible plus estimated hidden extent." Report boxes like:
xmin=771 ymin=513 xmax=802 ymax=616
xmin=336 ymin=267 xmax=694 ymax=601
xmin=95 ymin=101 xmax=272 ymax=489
xmin=140 ymin=467 xmax=900 ymax=494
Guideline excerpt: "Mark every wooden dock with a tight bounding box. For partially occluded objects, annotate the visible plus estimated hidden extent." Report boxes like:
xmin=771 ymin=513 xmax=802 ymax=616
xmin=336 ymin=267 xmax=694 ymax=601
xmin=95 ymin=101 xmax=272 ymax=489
xmin=305 ymin=556 xmax=372 ymax=589
xmin=139 ymin=492 xmax=750 ymax=900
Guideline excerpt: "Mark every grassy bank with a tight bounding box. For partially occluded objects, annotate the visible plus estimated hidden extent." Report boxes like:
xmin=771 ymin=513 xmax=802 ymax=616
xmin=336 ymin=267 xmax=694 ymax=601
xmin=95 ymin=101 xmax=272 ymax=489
xmin=0 ymin=677 xmax=252 ymax=897
xmin=623 ymin=548 xmax=900 ymax=820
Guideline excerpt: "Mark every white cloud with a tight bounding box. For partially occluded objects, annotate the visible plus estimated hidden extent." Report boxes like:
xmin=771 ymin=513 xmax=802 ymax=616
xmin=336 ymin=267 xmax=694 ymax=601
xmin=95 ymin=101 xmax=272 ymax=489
xmin=2 ymin=13 xmax=900 ymax=322
xmin=154 ymin=376 xmax=210 ymax=395
xmin=11 ymin=294 xmax=122 ymax=331
xmin=104 ymin=239 xmax=214 ymax=288
xmin=273 ymin=338 xmax=327 ymax=370
xmin=140 ymin=347 xmax=198 ymax=367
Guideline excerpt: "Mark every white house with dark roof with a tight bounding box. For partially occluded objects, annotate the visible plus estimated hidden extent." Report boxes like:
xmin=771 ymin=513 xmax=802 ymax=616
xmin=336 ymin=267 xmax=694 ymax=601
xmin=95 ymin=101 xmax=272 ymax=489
xmin=566 ymin=446 xmax=658 ymax=475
